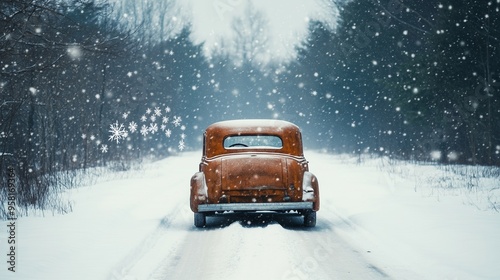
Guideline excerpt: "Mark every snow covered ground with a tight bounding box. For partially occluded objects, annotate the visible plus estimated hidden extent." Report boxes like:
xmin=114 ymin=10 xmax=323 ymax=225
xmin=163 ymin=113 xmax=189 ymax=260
xmin=1 ymin=151 xmax=499 ymax=280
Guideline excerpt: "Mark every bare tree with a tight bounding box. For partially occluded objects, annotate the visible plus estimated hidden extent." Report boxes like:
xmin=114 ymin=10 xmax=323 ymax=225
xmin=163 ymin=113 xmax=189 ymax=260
xmin=0 ymin=0 xmax=134 ymax=218
xmin=230 ymin=2 xmax=270 ymax=68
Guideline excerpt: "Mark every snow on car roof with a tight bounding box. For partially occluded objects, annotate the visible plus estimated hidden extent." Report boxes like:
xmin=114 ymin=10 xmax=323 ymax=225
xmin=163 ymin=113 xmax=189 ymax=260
xmin=206 ymin=119 xmax=300 ymax=134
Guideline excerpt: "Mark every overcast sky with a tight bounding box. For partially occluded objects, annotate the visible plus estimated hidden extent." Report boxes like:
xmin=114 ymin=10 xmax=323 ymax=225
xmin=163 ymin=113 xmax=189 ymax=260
xmin=110 ymin=0 xmax=342 ymax=66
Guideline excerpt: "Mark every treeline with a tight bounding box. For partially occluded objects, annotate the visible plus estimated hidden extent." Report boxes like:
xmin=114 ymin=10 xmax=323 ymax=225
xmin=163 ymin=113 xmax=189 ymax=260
xmin=0 ymin=0 xmax=204 ymax=217
xmin=295 ymin=0 xmax=500 ymax=165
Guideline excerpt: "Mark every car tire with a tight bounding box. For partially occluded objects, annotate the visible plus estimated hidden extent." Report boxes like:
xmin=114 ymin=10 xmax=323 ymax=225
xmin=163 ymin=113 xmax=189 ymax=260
xmin=194 ymin=213 xmax=206 ymax=228
xmin=304 ymin=210 xmax=316 ymax=227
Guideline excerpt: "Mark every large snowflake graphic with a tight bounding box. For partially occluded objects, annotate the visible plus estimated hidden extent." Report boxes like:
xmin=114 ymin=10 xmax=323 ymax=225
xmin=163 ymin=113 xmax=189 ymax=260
xmin=165 ymin=129 xmax=172 ymax=138
xmin=108 ymin=121 xmax=127 ymax=143
xmin=108 ymin=105 xmax=188 ymax=152
xmin=128 ymin=121 xmax=138 ymax=133
xmin=154 ymin=107 xmax=162 ymax=117
xmin=140 ymin=125 xmax=149 ymax=136
xmin=149 ymin=123 xmax=158 ymax=134
xmin=172 ymin=116 xmax=182 ymax=127
xmin=100 ymin=144 xmax=108 ymax=153
xmin=178 ymin=140 xmax=185 ymax=151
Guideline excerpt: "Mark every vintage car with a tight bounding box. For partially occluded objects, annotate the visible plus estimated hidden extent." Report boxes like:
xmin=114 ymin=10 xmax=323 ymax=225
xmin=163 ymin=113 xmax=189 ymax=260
xmin=190 ymin=119 xmax=320 ymax=227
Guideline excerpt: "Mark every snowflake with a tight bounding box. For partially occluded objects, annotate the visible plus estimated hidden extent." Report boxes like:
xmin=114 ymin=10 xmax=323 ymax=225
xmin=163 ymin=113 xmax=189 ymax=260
xmin=128 ymin=121 xmax=138 ymax=133
xmin=165 ymin=129 xmax=172 ymax=138
xmin=140 ymin=125 xmax=149 ymax=136
xmin=122 ymin=112 xmax=129 ymax=119
xmin=160 ymin=124 xmax=167 ymax=131
xmin=162 ymin=116 xmax=169 ymax=123
xmin=180 ymin=133 xmax=186 ymax=140
xmin=90 ymin=135 xmax=96 ymax=141
xmin=150 ymin=115 xmax=156 ymax=122
xmin=178 ymin=140 xmax=185 ymax=151
xmin=149 ymin=123 xmax=158 ymax=134
xmin=100 ymin=144 xmax=108 ymax=153
xmin=81 ymin=133 xmax=87 ymax=139
xmin=108 ymin=121 xmax=127 ymax=143
xmin=154 ymin=107 xmax=162 ymax=116
xmin=165 ymin=106 xmax=171 ymax=113
xmin=140 ymin=115 xmax=147 ymax=122
xmin=146 ymin=108 xmax=152 ymax=115
xmin=172 ymin=116 xmax=182 ymax=127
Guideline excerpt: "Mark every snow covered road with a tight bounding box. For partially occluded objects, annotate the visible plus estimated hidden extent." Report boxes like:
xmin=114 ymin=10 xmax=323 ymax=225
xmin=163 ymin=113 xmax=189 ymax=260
xmin=1 ymin=151 xmax=499 ymax=280
xmin=118 ymin=211 xmax=392 ymax=280
xmin=104 ymin=152 xmax=393 ymax=280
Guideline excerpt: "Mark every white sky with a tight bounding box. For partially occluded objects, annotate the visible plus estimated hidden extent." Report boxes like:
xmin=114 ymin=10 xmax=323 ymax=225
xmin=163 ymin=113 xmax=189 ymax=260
xmin=111 ymin=0 xmax=341 ymax=66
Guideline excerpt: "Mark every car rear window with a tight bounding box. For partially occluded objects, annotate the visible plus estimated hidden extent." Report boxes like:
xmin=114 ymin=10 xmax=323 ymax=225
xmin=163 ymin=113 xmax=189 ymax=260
xmin=224 ymin=135 xmax=283 ymax=149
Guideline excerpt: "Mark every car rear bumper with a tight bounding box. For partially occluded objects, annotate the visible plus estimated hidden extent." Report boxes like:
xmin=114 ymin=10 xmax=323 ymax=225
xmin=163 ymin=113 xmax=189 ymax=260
xmin=197 ymin=202 xmax=313 ymax=212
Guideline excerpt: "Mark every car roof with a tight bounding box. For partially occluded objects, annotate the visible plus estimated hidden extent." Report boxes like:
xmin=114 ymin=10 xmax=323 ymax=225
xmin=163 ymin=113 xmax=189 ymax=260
xmin=203 ymin=119 xmax=303 ymax=158
xmin=205 ymin=119 xmax=300 ymax=135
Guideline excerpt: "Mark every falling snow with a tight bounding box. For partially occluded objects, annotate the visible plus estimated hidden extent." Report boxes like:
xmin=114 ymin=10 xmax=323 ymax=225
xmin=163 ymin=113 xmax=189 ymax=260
xmin=3 ymin=1 xmax=500 ymax=279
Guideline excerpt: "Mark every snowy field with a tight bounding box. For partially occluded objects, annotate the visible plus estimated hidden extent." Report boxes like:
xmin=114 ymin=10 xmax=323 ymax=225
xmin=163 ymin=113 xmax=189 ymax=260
xmin=1 ymin=151 xmax=499 ymax=280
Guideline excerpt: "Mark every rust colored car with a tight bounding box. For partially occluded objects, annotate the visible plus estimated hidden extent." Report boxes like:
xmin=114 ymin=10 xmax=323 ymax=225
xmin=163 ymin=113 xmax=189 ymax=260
xmin=190 ymin=119 xmax=320 ymax=227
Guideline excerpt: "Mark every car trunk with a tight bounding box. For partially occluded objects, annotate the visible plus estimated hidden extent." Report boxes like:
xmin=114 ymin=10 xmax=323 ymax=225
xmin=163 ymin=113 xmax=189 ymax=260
xmin=221 ymin=155 xmax=286 ymax=191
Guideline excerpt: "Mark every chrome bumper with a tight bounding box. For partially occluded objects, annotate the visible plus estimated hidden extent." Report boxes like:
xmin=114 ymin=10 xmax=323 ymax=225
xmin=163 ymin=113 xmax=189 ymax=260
xmin=197 ymin=202 xmax=313 ymax=212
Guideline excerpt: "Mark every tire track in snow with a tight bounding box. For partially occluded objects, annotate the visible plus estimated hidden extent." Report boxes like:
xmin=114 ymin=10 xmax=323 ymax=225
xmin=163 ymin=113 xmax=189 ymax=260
xmin=108 ymin=202 xmax=189 ymax=280
xmin=287 ymin=218 xmax=391 ymax=280
xmin=146 ymin=214 xmax=393 ymax=280
xmin=107 ymin=153 xmax=199 ymax=280
xmin=150 ymin=222 xmax=298 ymax=280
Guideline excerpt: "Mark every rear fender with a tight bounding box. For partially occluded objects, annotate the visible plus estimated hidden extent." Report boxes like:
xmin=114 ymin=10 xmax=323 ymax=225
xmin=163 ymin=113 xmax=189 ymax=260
xmin=302 ymin=171 xmax=320 ymax=211
xmin=190 ymin=172 xmax=208 ymax=212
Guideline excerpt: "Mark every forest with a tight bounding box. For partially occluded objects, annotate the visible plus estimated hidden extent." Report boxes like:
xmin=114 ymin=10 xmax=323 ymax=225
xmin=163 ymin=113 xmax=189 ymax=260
xmin=1 ymin=0 xmax=499 ymax=217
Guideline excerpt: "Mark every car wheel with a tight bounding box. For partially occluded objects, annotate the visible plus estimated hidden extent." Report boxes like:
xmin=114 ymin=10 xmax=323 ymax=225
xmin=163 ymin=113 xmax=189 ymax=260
xmin=194 ymin=213 xmax=206 ymax=228
xmin=303 ymin=210 xmax=316 ymax=227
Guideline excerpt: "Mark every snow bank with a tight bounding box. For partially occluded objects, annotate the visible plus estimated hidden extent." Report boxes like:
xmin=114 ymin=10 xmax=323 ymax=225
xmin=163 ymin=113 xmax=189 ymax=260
xmin=0 ymin=153 xmax=198 ymax=280
xmin=308 ymin=152 xmax=500 ymax=280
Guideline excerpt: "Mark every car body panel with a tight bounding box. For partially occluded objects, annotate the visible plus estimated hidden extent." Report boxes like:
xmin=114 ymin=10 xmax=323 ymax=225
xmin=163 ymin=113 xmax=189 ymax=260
xmin=190 ymin=119 xmax=320 ymax=226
